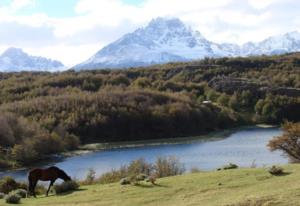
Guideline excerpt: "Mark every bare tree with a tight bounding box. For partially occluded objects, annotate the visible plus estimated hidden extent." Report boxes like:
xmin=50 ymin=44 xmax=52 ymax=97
xmin=268 ymin=122 xmax=300 ymax=162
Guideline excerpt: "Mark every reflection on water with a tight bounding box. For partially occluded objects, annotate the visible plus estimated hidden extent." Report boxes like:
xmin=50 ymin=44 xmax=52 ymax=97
xmin=0 ymin=127 xmax=287 ymax=181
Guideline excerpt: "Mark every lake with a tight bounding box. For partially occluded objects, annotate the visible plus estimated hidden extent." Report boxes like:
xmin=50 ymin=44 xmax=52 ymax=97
xmin=0 ymin=126 xmax=288 ymax=181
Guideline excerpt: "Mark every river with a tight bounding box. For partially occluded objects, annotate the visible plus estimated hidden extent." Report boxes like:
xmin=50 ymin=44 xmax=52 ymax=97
xmin=0 ymin=126 xmax=288 ymax=181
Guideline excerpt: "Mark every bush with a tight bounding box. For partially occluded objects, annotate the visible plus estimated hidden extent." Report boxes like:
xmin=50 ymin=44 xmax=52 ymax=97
xmin=145 ymin=176 xmax=157 ymax=185
xmin=13 ymin=189 xmax=27 ymax=198
xmin=120 ymin=178 xmax=131 ymax=185
xmin=268 ymin=122 xmax=300 ymax=162
xmin=99 ymin=156 xmax=185 ymax=184
xmin=221 ymin=163 xmax=239 ymax=170
xmin=83 ymin=168 xmax=96 ymax=185
xmin=0 ymin=159 xmax=11 ymax=169
xmin=190 ymin=167 xmax=202 ymax=173
xmin=98 ymin=158 xmax=152 ymax=184
xmin=53 ymin=181 xmax=79 ymax=194
xmin=0 ymin=192 xmax=5 ymax=199
xmin=5 ymin=193 xmax=21 ymax=204
xmin=154 ymin=156 xmax=185 ymax=178
xmin=135 ymin=174 xmax=148 ymax=181
xmin=268 ymin=166 xmax=284 ymax=176
xmin=98 ymin=167 xmax=127 ymax=184
xmin=0 ymin=177 xmax=19 ymax=194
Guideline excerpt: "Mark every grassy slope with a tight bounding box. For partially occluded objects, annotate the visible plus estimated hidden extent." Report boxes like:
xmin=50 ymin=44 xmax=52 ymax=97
xmin=3 ymin=165 xmax=300 ymax=206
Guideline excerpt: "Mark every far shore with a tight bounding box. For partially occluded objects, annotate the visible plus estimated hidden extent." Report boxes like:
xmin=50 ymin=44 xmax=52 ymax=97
xmin=0 ymin=124 xmax=279 ymax=174
xmin=62 ymin=124 xmax=279 ymax=157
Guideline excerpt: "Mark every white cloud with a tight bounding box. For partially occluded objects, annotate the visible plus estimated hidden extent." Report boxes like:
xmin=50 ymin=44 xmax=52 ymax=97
xmin=0 ymin=0 xmax=299 ymax=66
xmin=248 ymin=0 xmax=278 ymax=10
xmin=10 ymin=0 xmax=35 ymax=11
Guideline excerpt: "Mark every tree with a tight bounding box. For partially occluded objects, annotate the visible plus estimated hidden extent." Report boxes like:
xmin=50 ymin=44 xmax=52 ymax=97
xmin=268 ymin=122 xmax=300 ymax=162
xmin=255 ymin=99 xmax=264 ymax=114
xmin=217 ymin=93 xmax=229 ymax=107
xmin=228 ymin=92 xmax=239 ymax=111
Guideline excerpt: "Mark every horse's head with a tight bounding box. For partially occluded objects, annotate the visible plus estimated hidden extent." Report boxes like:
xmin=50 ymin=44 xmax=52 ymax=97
xmin=64 ymin=175 xmax=72 ymax=182
xmin=58 ymin=169 xmax=72 ymax=182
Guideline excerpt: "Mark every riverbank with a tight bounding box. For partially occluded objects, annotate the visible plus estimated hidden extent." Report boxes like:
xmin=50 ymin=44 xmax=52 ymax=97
xmin=67 ymin=124 xmax=278 ymax=155
xmin=1 ymin=126 xmax=285 ymax=181
xmin=2 ymin=126 xmax=242 ymax=170
xmin=6 ymin=164 xmax=300 ymax=206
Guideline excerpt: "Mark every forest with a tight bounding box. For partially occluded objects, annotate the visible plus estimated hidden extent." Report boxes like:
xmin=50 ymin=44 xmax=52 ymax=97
xmin=0 ymin=52 xmax=299 ymax=168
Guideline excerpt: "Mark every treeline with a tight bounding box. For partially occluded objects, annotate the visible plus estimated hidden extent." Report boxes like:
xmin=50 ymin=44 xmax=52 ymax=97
xmin=0 ymin=53 xmax=299 ymax=167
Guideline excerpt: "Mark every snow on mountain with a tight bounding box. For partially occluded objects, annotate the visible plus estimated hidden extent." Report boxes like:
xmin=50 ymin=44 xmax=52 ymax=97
xmin=0 ymin=48 xmax=65 ymax=72
xmin=241 ymin=31 xmax=300 ymax=56
xmin=74 ymin=17 xmax=234 ymax=70
xmin=74 ymin=17 xmax=300 ymax=70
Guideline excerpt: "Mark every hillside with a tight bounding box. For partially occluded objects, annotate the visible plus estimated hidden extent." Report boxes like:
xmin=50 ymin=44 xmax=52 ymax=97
xmin=4 ymin=164 xmax=300 ymax=206
xmin=0 ymin=53 xmax=299 ymax=168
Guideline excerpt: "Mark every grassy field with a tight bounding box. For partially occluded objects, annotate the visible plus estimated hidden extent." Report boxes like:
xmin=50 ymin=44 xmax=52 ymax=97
xmin=2 ymin=164 xmax=300 ymax=206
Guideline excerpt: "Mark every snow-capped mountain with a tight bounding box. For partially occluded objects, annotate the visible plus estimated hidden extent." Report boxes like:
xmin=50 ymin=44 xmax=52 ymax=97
xmin=74 ymin=18 xmax=235 ymax=70
xmin=0 ymin=48 xmax=65 ymax=72
xmin=74 ymin=17 xmax=300 ymax=70
xmin=242 ymin=31 xmax=300 ymax=56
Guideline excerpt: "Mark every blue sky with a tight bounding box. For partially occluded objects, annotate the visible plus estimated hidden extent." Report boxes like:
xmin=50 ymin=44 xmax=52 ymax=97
xmin=0 ymin=0 xmax=299 ymax=66
xmin=1 ymin=0 xmax=145 ymax=17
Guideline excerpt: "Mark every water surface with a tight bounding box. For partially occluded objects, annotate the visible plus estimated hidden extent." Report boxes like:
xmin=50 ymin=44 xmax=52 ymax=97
xmin=0 ymin=127 xmax=287 ymax=181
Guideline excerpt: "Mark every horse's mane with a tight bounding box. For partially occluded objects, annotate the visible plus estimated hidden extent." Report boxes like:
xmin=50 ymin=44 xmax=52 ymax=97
xmin=58 ymin=168 xmax=68 ymax=177
xmin=49 ymin=166 xmax=70 ymax=181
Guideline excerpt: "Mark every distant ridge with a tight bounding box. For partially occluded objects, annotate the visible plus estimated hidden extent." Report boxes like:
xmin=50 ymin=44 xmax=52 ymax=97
xmin=0 ymin=47 xmax=65 ymax=72
xmin=74 ymin=17 xmax=300 ymax=70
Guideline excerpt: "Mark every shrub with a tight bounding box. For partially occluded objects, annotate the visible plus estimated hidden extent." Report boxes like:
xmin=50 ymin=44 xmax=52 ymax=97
xmin=0 ymin=192 xmax=5 ymax=199
xmin=145 ymin=176 xmax=157 ymax=185
xmin=5 ymin=193 xmax=21 ymax=204
xmin=135 ymin=174 xmax=148 ymax=181
xmin=53 ymin=181 xmax=79 ymax=194
xmin=83 ymin=168 xmax=96 ymax=185
xmin=127 ymin=158 xmax=152 ymax=177
xmin=190 ymin=167 xmax=202 ymax=173
xmin=0 ymin=177 xmax=19 ymax=194
xmin=99 ymin=157 xmax=185 ymax=184
xmin=98 ymin=159 xmax=152 ymax=184
xmin=98 ymin=167 xmax=127 ymax=184
xmin=222 ymin=163 xmax=238 ymax=170
xmin=0 ymin=159 xmax=11 ymax=169
xmin=268 ymin=122 xmax=300 ymax=162
xmin=120 ymin=178 xmax=131 ymax=185
xmin=154 ymin=156 xmax=185 ymax=178
xmin=13 ymin=189 xmax=27 ymax=198
xmin=268 ymin=166 xmax=284 ymax=176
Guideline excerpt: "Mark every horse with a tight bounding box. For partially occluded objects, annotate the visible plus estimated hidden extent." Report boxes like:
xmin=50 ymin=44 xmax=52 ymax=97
xmin=28 ymin=166 xmax=71 ymax=197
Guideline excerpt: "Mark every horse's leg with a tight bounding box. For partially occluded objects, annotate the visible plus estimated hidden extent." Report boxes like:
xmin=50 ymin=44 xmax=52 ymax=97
xmin=27 ymin=180 xmax=32 ymax=198
xmin=32 ymin=180 xmax=38 ymax=198
xmin=46 ymin=180 xmax=55 ymax=196
xmin=27 ymin=176 xmax=33 ymax=198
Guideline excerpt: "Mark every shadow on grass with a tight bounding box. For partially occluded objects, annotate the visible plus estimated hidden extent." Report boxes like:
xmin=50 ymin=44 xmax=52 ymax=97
xmin=56 ymin=188 xmax=87 ymax=196
xmin=32 ymin=189 xmax=87 ymax=199
xmin=271 ymin=172 xmax=292 ymax=177
xmin=133 ymin=183 xmax=169 ymax=188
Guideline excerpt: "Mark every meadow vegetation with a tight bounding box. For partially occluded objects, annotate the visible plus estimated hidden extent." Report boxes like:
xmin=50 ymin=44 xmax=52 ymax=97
xmin=1 ymin=165 xmax=300 ymax=205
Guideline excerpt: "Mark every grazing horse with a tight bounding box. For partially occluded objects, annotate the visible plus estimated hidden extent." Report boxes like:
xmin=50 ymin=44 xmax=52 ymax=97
xmin=28 ymin=166 xmax=71 ymax=197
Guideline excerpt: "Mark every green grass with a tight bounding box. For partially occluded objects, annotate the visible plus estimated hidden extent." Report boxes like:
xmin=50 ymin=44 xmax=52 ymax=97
xmin=2 ymin=164 xmax=300 ymax=206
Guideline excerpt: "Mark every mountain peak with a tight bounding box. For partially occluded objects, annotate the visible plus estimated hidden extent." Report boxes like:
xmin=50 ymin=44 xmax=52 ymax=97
xmin=148 ymin=17 xmax=186 ymax=29
xmin=74 ymin=17 xmax=300 ymax=70
xmin=1 ymin=47 xmax=27 ymax=58
xmin=143 ymin=17 xmax=197 ymax=38
xmin=0 ymin=47 xmax=65 ymax=72
xmin=285 ymin=30 xmax=300 ymax=39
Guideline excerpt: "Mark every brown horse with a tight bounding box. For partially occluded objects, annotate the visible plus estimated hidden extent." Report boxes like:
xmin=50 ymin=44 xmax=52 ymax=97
xmin=28 ymin=166 xmax=71 ymax=197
